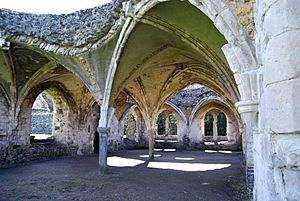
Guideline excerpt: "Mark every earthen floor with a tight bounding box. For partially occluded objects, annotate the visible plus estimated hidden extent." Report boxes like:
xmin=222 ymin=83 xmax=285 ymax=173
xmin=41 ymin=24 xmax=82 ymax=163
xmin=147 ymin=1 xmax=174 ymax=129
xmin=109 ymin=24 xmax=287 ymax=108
xmin=0 ymin=149 xmax=247 ymax=201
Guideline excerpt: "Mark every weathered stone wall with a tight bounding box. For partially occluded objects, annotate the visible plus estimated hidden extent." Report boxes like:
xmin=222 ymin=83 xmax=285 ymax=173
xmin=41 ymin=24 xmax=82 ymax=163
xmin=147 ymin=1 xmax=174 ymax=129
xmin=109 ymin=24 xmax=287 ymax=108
xmin=253 ymin=1 xmax=300 ymax=200
xmin=31 ymin=110 xmax=53 ymax=134
xmin=229 ymin=0 xmax=255 ymax=38
xmin=0 ymin=2 xmax=123 ymax=55
xmin=0 ymin=143 xmax=77 ymax=167
xmin=75 ymin=103 xmax=100 ymax=154
xmin=3 ymin=80 xmax=100 ymax=157
xmin=0 ymin=92 xmax=9 ymax=145
xmin=108 ymin=114 xmax=123 ymax=151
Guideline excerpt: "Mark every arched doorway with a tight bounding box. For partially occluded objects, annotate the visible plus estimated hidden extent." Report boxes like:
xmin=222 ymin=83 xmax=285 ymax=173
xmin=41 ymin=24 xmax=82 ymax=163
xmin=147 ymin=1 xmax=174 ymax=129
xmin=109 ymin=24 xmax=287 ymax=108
xmin=30 ymin=92 xmax=54 ymax=142
xmin=123 ymin=112 xmax=137 ymax=141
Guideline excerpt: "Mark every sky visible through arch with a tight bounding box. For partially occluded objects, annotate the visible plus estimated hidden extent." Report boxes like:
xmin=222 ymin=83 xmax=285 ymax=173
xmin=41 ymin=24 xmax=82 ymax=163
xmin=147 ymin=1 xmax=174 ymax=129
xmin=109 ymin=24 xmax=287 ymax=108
xmin=0 ymin=0 xmax=112 ymax=14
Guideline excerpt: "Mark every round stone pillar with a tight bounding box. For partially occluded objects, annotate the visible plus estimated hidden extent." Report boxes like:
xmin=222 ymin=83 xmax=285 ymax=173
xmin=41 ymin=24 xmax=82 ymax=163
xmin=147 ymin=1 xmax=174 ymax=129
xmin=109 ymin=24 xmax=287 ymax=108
xmin=236 ymin=100 xmax=258 ymax=201
xmin=97 ymin=127 xmax=108 ymax=174
xmin=148 ymin=129 xmax=155 ymax=159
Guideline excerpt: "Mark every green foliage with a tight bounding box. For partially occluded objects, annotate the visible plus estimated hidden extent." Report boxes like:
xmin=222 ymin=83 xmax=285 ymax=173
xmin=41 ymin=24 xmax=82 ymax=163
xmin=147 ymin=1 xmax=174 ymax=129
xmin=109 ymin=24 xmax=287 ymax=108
xmin=169 ymin=114 xmax=177 ymax=135
xmin=156 ymin=113 xmax=177 ymax=136
xmin=217 ymin=112 xmax=227 ymax=136
xmin=157 ymin=113 xmax=166 ymax=135
xmin=204 ymin=112 xmax=213 ymax=136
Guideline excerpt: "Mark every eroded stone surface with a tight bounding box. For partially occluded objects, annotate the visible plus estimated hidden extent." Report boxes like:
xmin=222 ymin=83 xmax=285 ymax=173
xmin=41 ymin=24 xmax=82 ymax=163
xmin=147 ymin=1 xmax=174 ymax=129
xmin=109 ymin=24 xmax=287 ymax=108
xmin=0 ymin=3 xmax=122 ymax=50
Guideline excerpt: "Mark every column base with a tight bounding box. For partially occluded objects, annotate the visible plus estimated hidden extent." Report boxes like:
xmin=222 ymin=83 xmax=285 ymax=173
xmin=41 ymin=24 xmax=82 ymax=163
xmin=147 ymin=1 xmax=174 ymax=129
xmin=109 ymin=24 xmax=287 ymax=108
xmin=247 ymin=166 xmax=254 ymax=201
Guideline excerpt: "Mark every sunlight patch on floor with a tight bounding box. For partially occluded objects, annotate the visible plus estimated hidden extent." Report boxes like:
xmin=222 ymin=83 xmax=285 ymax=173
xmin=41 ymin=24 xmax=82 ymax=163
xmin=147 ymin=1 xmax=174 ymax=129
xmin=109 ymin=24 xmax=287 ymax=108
xmin=175 ymin=157 xmax=195 ymax=161
xmin=219 ymin=150 xmax=232 ymax=154
xmin=205 ymin=150 xmax=233 ymax=154
xmin=164 ymin=149 xmax=176 ymax=152
xmin=107 ymin=156 xmax=145 ymax=167
xmin=147 ymin=162 xmax=231 ymax=172
xmin=154 ymin=149 xmax=163 ymax=151
xmin=139 ymin=154 xmax=162 ymax=158
xmin=205 ymin=150 xmax=217 ymax=153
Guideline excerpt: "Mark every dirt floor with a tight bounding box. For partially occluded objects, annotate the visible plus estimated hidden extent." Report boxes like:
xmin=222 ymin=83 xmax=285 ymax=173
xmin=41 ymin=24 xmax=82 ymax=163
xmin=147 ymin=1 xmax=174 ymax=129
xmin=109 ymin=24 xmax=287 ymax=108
xmin=0 ymin=149 xmax=247 ymax=201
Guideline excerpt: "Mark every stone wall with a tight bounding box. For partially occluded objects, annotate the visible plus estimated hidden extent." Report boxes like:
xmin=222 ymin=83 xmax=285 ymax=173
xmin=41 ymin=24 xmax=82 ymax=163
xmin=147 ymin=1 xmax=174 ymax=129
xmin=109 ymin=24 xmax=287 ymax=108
xmin=253 ymin=1 xmax=300 ymax=200
xmin=0 ymin=143 xmax=77 ymax=167
xmin=0 ymin=92 xmax=9 ymax=144
xmin=229 ymin=0 xmax=255 ymax=38
xmin=31 ymin=110 xmax=53 ymax=134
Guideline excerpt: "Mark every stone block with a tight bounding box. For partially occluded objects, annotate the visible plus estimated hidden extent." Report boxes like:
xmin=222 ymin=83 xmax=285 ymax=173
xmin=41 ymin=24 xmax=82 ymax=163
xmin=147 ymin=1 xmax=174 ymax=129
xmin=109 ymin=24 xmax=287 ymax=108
xmin=272 ymin=134 xmax=300 ymax=168
xmin=263 ymin=30 xmax=300 ymax=85
xmin=264 ymin=78 xmax=300 ymax=133
xmin=263 ymin=0 xmax=300 ymax=37
xmin=215 ymin=7 xmax=242 ymax=41
xmin=274 ymin=167 xmax=300 ymax=201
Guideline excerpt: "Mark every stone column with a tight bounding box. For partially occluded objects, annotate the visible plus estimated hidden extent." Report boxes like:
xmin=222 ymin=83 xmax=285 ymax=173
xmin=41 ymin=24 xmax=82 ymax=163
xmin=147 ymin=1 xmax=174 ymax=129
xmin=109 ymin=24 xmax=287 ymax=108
xmin=236 ymin=100 xmax=258 ymax=201
xmin=148 ymin=129 xmax=155 ymax=159
xmin=98 ymin=127 xmax=108 ymax=174
xmin=213 ymin=113 xmax=218 ymax=144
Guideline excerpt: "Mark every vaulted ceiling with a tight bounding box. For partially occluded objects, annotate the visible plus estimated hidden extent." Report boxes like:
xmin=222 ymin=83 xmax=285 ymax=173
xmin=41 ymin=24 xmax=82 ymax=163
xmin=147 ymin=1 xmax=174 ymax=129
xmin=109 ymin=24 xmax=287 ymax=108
xmin=111 ymin=0 xmax=239 ymax=120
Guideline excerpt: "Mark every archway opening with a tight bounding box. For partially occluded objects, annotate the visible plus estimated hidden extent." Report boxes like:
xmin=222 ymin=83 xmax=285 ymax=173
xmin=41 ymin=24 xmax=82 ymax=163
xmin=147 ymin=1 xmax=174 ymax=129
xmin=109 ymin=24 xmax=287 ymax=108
xmin=123 ymin=112 xmax=137 ymax=141
xmin=30 ymin=92 xmax=54 ymax=142
xmin=169 ymin=113 xmax=177 ymax=136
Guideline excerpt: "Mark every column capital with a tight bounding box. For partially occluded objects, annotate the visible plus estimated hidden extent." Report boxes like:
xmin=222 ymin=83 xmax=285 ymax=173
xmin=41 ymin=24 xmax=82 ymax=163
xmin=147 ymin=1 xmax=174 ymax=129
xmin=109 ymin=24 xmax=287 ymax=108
xmin=236 ymin=100 xmax=259 ymax=114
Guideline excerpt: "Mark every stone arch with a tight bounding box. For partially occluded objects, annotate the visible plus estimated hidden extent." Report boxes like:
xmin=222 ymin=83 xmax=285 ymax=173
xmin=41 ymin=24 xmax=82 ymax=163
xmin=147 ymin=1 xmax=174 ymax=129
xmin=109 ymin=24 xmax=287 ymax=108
xmin=165 ymin=101 xmax=187 ymax=125
xmin=155 ymin=104 xmax=182 ymax=139
xmin=189 ymin=96 xmax=225 ymax=125
xmin=119 ymin=104 xmax=137 ymax=122
xmin=98 ymin=0 xmax=258 ymax=177
xmin=12 ymin=81 xmax=77 ymax=145
xmin=192 ymin=99 xmax=242 ymax=146
xmin=16 ymin=82 xmax=99 ymax=154
xmin=118 ymin=104 xmax=146 ymax=148
xmin=119 ymin=105 xmax=139 ymax=139
xmin=100 ymin=0 xmax=257 ymax=127
xmin=16 ymin=60 xmax=98 ymax=116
